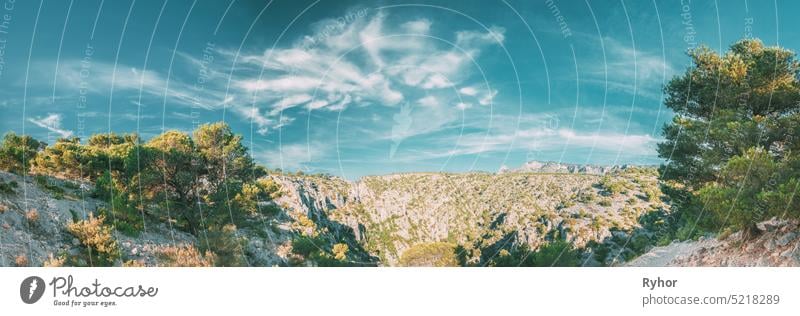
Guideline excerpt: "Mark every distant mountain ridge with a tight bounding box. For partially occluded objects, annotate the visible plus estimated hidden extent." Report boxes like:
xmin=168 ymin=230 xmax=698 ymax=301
xmin=499 ymin=160 xmax=637 ymax=175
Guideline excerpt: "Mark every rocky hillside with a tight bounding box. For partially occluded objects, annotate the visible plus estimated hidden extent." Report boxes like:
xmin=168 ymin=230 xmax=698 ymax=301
xmin=272 ymin=167 xmax=667 ymax=266
xmin=1 ymin=163 xmax=671 ymax=266
xmin=0 ymin=170 xmax=292 ymax=267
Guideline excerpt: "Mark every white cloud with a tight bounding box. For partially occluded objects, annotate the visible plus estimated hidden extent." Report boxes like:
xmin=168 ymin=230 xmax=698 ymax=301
xmin=420 ymin=73 xmax=453 ymax=89
xmin=585 ymin=37 xmax=675 ymax=99
xmin=417 ymin=95 xmax=439 ymax=107
xmin=416 ymin=112 xmax=661 ymax=160
xmin=271 ymin=94 xmax=313 ymax=114
xmin=224 ymin=10 xmax=504 ymax=134
xmin=31 ymin=10 xmax=506 ymax=137
xmin=479 ymin=89 xmax=498 ymax=106
xmin=459 ymin=86 xmax=478 ymax=96
xmin=256 ymin=143 xmax=324 ymax=170
xmin=402 ymin=19 xmax=432 ymax=34
xmin=29 ymin=113 xmax=73 ymax=138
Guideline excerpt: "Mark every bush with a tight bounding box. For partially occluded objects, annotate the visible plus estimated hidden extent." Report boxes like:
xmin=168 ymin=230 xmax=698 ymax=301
xmin=291 ymin=235 xmax=325 ymax=257
xmin=0 ymin=179 xmax=15 ymax=194
xmin=332 ymin=243 xmax=349 ymax=261
xmin=399 ymin=242 xmax=459 ymax=267
xmin=0 ymin=132 xmax=44 ymax=174
xmin=524 ymin=240 xmax=581 ymax=267
xmin=43 ymin=254 xmax=66 ymax=267
xmin=599 ymin=176 xmax=627 ymax=195
xmin=485 ymin=240 xmax=582 ymax=267
xmin=199 ymin=224 xmax=247 ymax=267
xmin=67 ymin=214 xmax=119 ymax=266
xmin=598 ymin=198 xmax=612 ymax=207
xmin=157 ymin=245 xmax=216 ymax=267
xmin=15 ymin=254 xmax=28 ymax=267
xmin=25 ymin=208 xmax=39 ymax=223
xmin=577 ymin=189 xmax=596 ymax=203
xmin=34 ymin=175 xmax=65 ymax=199
xmin=123 ymin=260 xmax=146 ymax=267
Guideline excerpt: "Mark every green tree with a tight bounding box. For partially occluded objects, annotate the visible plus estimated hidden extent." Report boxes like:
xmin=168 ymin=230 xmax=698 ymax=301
xmin=0 ymin=132 xmax=44 ymax=174
xmin=30 ymin=137 xmax=86 ymax=179
xmin=127 ymin=131 xmax=202 ymax=231
xmin=658 ymin=39 xmax=800 ymax=236
xmin=193 ymin=123 xmax=259 ymax=191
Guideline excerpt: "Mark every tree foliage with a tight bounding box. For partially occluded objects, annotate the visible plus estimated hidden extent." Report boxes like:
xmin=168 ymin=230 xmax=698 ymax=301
xmin=658 ymin=39 xmax=800 ymax=236
xmin=0 ymin=132 xmax=45 ymax=174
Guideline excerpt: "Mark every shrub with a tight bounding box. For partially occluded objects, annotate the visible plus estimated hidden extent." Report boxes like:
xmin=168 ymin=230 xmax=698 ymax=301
xmin=599 ymin=176 xmax=627 ymax=196
xmin=399 ymin=242 xmax=459 ymax=267
xmin=67 ymin=214 xmax=119 ymax=266
xmin=525 ymin=240 xmax=581 ymax=267
xmin=43 ymin=254 xmax=66 ymax=267
xmin=485 ymin=240 xmax=582 ymax=267
xmin=123 ymin=260 xmax=146 ymax=267
xmin=34 ymin=175 xmax=65 ymax=199
xmin=598 ymin=198 xmax=612 ymax=207
xmin=291 ymin=236 xmax=324 ymax=257
xmin=157 ymin=245 xmax=216 ymax=267
xmin=0 ymin=132 xmax=44 ymax=174
xmin=15 ymin=254 xmax=28 ymax=267
xmin=332 ymin=243 xmax=349 ymax=261
xmin=643 ymin=188 xmax=660 ymax=202
xmin=25 ymin=208 xmax=39 ymax=223
xmin=0 ymin=179 xmax=15 ymax=194
xmin=577 ymin=189 xmax=596 ymax=203
xmin=199 ymin=224 xmax=247 ymax=267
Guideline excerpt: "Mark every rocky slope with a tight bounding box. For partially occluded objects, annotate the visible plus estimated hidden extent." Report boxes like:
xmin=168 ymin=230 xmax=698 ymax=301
xmin=272 ymin=167 xmax=666 ymax=266
xmin=628 ymin=219 xmax=800 ymax=267
xmin=0 ymin=170 xmax=291 ymax=267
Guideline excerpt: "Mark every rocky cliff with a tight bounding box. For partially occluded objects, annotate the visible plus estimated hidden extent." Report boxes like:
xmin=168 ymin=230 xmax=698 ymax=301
xmin=272 ymin=166 xmax=667 ymax=266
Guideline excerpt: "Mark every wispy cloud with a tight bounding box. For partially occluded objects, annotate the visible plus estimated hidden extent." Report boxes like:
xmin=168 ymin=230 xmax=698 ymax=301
xmin=26 ymin=9 xmax=505 ymax=139
xmin=393 ymin=111 xmax=661 ymax=161
xmin=28 ymin=113 xmax=73 ymax=138
xmin=226 ymin=11 xmax=505 ymax=135
xmin=254 ymin=142 xmax=326 ymax=171
xmin=584 ymin=36 xmax=674 ymax=99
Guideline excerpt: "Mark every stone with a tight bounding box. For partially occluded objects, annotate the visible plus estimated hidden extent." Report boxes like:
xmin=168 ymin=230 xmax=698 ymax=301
xmin=764 ymin=239 xmax=776 ymax=252
xmin=757 ymin=218 xmax=784 ymax=232
xmin=777 ymin=232 xmax=797 ymax=247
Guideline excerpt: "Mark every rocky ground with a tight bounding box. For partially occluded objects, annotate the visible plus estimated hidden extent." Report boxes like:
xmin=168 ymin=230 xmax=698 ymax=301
xmin=628 ymin=219 xmax=800 ymax=267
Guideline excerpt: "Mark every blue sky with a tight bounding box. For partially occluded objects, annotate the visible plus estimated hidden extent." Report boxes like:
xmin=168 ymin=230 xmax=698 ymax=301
xmin=0 ymin=0 xmax=797 ymax=179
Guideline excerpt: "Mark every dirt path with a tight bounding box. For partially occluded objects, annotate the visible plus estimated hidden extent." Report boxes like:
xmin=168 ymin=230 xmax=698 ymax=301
xmin=626 ymin=238 xmax=719 ymax=267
